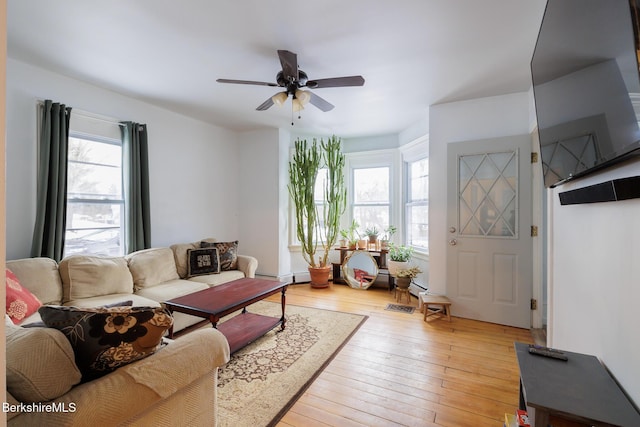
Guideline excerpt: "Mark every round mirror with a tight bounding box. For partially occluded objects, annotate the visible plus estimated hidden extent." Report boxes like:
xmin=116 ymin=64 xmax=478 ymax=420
xmin=342 ymin=250 xmax=378 ymax=290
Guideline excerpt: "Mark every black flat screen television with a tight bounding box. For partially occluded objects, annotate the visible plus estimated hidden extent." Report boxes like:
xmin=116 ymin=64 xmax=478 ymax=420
xmin=531 ymin=0 xmax=640 ymax=187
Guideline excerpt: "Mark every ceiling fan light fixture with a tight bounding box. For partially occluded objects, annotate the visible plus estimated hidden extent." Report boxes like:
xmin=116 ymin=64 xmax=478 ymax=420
xmin=292 ymin=98 xmax=304 ymax=112
xmin=272 ymin=91 xmax=288 ymax=106
xmin=295 ymin=89 xmax=311 ymax=105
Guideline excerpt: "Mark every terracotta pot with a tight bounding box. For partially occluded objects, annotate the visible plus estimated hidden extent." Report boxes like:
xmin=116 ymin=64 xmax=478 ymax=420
xmin=368 ymin=236 xmax=377 ymax=243
xmin=357 ymin=239 xmax=367 ymax=249
xmin=308 ymin=265 xmax=331 ymax=288
xmin=396 ymin=277 xmax=411 ymax=289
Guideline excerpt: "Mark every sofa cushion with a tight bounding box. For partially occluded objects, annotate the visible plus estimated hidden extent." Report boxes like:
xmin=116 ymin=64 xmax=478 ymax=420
xmin=201 ymin=240 xmax=238 ymax=271
xmin=6 ymin=257 xmax=63 ymax=305
xmin=187 ymin=248 xmax=220 ymax=277
xmin=6 ymin=268 xmax=42 ymax=324
xmin=65 ymin=293 xmax=160 ymax=309
xmin=6 ymin=321 xmax=82 ymax=402
xmin=170 ymin=242 xmax=198 ymax=279
xmin=187 ymin=269 xmax=245 ymax=287
xmin=39 ymin=305 xmax=173 ymax=382
xmin=135 ymin=279 xmax=208 ymax=302
xmin=126 ymin=247 xmax=180 ymax=290
xmin=59 ymin=255 xmax=134 ymax=303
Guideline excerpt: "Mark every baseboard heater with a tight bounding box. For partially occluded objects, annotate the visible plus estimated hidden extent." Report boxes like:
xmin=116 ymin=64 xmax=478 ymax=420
xmin=292 ymin=271 xmax=311 ymax=284
xmin=409 ymin=281 xmax=428 ymax=297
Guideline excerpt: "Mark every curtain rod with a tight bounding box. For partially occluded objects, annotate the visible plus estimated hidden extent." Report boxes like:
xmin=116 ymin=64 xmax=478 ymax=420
xmin=37 ymin=100 xmax=126 ymax=127
xmin=73 ymin=111 xmax=126 ymax=127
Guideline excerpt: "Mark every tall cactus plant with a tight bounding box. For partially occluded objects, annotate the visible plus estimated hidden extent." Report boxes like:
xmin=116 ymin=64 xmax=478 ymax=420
xmin=288 ymin=138 xmax=321 ymax=267
xmin=319 ymin=135 xmax=347 ymax=266
xmin=288 ymin=135 xmax=346 ymax=269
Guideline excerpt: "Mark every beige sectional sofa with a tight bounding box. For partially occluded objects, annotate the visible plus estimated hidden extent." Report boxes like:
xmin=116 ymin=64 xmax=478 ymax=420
xmin=5 ymin=239 xmax=258 ymax=426
xmin=10 ymin=240 xmax=258 ymax=331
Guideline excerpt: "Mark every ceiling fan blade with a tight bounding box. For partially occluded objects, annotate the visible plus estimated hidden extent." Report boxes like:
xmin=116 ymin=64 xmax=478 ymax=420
xmin=256 ymin=96 xmax=275 ymax=111
xmin=277 ymin=50 xmax=298 ymax=82
xmin=308 ymin=92 xmax=334 ymax=112
xmin=306 ymin=75 xmax=365 ymax=89
xmin=217 ymin=78 xmax=277 ymax=87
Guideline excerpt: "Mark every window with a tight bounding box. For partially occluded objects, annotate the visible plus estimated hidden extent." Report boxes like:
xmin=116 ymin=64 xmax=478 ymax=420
xmin=406 ymin=156 xmax=428 ymax=250
xmin=65 ymin=135 xmax=124 ymax=257
xmin=352 ymin=167 xmax=390 ymax=233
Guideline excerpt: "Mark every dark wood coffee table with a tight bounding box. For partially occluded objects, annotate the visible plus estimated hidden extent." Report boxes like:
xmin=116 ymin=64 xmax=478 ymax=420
xmin=164 ymin=278 xmax=287 ymax=353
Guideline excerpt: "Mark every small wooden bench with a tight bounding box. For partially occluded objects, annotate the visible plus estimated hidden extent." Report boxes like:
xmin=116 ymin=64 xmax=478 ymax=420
xmin=420 ymin=294 xmax=452 ymax=322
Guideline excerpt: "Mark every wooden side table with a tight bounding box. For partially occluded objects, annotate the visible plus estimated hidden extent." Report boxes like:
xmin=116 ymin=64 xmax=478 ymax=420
xmin=515 ymin=342 xmax=640 ymax=426
xmin=421 ymin=294 xmax=452 ymax=322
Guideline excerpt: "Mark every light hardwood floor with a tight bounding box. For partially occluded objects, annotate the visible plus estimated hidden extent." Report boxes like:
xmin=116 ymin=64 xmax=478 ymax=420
xmin=265 ymin=282 xmax=534 ymax=427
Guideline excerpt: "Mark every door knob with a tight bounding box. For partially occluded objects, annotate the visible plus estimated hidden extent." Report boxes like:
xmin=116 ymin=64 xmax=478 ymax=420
xmin=449 ymin=226 xmax=456 ymax=233
xmin=449 ymin=239 xmax=457 ymax=246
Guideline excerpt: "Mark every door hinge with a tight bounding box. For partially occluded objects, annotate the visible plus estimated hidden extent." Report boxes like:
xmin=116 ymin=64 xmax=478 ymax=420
xmin=531 ymin=298 xmax=538 ymax=310
xmin=531 ymin=152 xmax=539 ymax=163
xmin=531 ymin=225 xmax=538 ymax=237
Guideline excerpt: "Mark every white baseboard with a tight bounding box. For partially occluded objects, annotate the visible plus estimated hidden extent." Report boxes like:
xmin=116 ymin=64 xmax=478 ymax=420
xmin=255 ymin=273 xmax=294 ymax=284
xmin=292 ymin=271 xmax=311 ymax=283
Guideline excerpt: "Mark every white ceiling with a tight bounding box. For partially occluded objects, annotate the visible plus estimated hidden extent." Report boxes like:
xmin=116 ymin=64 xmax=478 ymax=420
xmin=7 ymin=0 xmax=547 ymax=138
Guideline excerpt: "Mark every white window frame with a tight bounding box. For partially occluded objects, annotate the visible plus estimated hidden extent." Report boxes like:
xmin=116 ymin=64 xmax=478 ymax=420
xmin=400 ymin=135 xmax=429 ymax=255
xmin=65 ymin=111 xmax=125 ymax=257
xmin=344 ymin=150 xmax=398 ymax=241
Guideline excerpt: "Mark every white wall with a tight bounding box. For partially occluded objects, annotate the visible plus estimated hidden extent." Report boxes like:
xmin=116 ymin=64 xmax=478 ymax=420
xmin=399 ymin=116 xmax=429 ymax=146
xmin=6 ymin=59 xmax=240 ymax=259
xmin=237 ymin=128 xmax=291 ymax=278
xmin=548 ymin=158 xmax=640 ymax=404
xmin=428 ymin=92 xmax=533 ymax=294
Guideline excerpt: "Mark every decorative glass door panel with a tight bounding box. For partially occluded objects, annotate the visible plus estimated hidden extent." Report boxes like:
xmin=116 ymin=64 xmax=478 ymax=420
xmin=458 ymin=150 xmax=518 ymax=238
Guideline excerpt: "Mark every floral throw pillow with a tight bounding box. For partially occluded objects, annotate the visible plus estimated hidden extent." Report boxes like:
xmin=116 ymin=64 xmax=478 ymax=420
xmin=5 ymin=268 xmax=42 ymax=324
xmin=39 ymin=305 xmax=173 ymax=382
xmin=201 ymin=240 xmax=238 ymax=271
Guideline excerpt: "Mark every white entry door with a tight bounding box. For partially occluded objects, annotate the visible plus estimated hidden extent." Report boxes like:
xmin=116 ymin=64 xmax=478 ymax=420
xmin=446 ymin=135 xmax=532 ymax=328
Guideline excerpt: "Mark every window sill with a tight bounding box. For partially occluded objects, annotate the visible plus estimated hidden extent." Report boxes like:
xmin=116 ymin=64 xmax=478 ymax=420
xmin=412 ymin=249 xmax=429 ymax=261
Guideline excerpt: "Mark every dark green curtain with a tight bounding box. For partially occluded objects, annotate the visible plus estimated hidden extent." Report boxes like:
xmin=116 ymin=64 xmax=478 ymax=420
xmin=31 ymin=100 xmax=72 ymax=261
xmin=121 ymin=121 xmax=151 ymax=253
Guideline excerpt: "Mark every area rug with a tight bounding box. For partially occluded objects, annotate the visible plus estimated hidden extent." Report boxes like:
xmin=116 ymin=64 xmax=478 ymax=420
xmin=385 ymin=303 xmax=415 ymax=314
xmin=216 ymin=301 xmax=367 ymax=427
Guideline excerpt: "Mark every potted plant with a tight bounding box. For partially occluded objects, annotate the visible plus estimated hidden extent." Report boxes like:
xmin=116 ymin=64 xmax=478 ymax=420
xmin=380 ymin=225 xmax=396 ymax=250
xmin=395 ymin=266 xmax=422 ymax=289
xmin=387 ymin=243 xmax=414 ymax=276
xmin=357 ymin=237 xmax=367 ymax=250
xmin=365 ymin=226 xmax=379 ymax=244
xmin=288 ymin=136 xmax=346 ymax=288
xmin=340 ymin=219 xmax=360 ymax=250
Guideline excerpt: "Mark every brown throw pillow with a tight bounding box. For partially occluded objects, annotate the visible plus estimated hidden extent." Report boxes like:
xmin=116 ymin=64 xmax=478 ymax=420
xmin=201 ymin=240 xmax=238 ymax=271
xmin=187 ymin=247 xmax=220 ymax=277
xmin=39 ymin=305 xmax=173 ymax=382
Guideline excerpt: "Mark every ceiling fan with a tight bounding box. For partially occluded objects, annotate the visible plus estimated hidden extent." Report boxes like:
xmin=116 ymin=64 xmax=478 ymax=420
xmin=216 ymin=50 xmax=365 ymax=112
